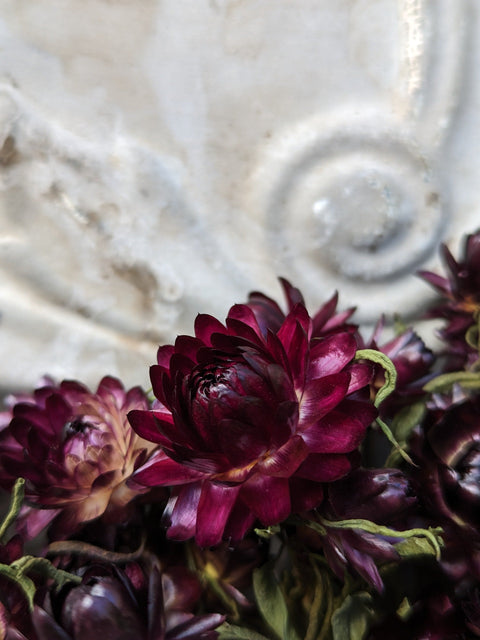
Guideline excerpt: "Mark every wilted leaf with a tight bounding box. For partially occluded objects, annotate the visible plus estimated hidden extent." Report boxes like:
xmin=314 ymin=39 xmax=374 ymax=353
xmin=394 ymin=535 xmax=441 ymax=560
xmin=331 ymin=592 xmax=375 ymax=640
xmin=391 ymin=401 xmax=426 ymax=443
xmin=253 ymin=563 xmax=301 ymax=640
xmin=423 ymin=371 xmax=480 ymax=393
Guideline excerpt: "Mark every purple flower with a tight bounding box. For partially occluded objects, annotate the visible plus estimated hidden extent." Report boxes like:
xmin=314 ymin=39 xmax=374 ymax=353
xmin=366 ymin=321 xmax=435 ymax=417
xmin=316 ymin=468 xmax=416 ymax=591
xmin=32 ymin=561 xmax=224 ymax=640
xmin=0 ymin=377 xmax=157 ymax=539
xmin=411 ymin=397 xmax=480 ymax=535
xmin=129 ymin=281 xmax=376 ymax=546
xmin=419 ymin=230 xmax=480 ymax=368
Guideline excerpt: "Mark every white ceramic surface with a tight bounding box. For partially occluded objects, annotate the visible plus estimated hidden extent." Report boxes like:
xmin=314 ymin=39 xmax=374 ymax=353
xmin=0 ymin=0 xmax=479 ymax=390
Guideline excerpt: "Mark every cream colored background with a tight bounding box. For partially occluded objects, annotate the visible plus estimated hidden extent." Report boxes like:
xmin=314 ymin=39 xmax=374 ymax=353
xmin=0 ymin=1 xmax=478 ymax=391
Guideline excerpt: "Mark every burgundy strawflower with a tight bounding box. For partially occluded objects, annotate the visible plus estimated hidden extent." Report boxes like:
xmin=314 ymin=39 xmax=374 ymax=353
xmin=246 ymin=282 xmax=360 ymax=340
xmin=32 ymin=561 xmax=224 ymax=640
xmin=0 ymin=377 xmax=157 ymax=539
xmin=129 ymin=281 xmax=377 ymax=546
xmin=419 ymin=230 xmax=480 ymax=368
xmin=407 ymin=395 xmax=480 ymax=586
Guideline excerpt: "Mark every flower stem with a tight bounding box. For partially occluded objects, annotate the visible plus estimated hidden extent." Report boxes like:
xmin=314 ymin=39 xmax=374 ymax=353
xmin=0 ymin=477 xmax=25 ymax=543
xmin=355 ymin=349 xmax=414 ymax=465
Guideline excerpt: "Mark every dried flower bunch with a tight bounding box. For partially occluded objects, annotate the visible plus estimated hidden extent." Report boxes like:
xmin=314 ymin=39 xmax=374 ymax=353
xmin=1 ymin=231 xmax=480 ymax=639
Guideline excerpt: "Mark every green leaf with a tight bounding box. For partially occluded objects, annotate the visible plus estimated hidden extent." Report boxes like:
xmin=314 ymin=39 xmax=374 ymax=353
xmin=354 ymin=349 xmax=397 ymax=408
xmin=0 ymin=562 xmax=36 ymax=611
xmin=354 ymin=350 xmax=414 ymax=465
xmin=423 ymin=371 xmax=480 ymax=393
xmin=254 ymin=525 xmax=281 ymax=539
xmin=253 ymin=563 xmax=301 ymax=640
xmin=331 ymin=593 xmax=375 ymax=640
xmin=394 ymin=536 xmax=442 ymax=560
xmin=391 ymin=401 xmax=426 ymax=443
xmin=313 ymin=518 xmax=443 ymax=561
xmin=0 ymin=477 xmax=25 ymax=543
xmin=217 ymin=623 xmax=272 ymax=640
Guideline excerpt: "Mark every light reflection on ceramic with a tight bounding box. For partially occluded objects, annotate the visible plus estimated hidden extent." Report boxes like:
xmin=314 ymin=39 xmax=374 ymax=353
xmin=0 ymin=0 xmax=478 ymax=389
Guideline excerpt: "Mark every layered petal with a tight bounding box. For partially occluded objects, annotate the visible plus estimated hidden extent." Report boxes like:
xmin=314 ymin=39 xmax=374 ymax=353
xmin=130 ymin=279 xmax=374 ymax=544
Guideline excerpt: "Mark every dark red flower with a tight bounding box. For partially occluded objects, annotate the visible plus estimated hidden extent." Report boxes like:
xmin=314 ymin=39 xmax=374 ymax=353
xmin=411 ymin=397 xmax=480 ymax=535
xmin=0 ymin=377 xmax=157 ymax=539
xmin=407 ymin=395 xmax=480 ymax=585
xmin=129 ymin=281 xmax=376 ymax=546
xmin=366 ymin=321 xmax=435 ymax=419
xmin=419 ymin=230 xmax=480 ymax=368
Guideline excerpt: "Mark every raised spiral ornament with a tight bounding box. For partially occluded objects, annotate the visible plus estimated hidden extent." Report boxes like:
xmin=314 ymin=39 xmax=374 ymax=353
xmin=268 ymin=130 xmax=444 ymax=281
xmin=248 ymin=116 xmax=448 ymax=320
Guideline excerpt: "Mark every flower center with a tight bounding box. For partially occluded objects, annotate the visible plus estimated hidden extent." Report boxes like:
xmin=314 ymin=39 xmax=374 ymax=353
xmin=62 ymin=417 xmax=95 ymax=441
xmin=198 ymin=368 xmax=228 ymax=397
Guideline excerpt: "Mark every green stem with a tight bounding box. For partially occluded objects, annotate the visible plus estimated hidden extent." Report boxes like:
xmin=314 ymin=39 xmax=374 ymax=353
xmin=0 ymin=478 xmax=25 ymax=543
xmin=47 ymin=538 xmax=146 ymax=564
xmin=11 ymin=555 xmax=82 ymax=588
xmin=355 ymin=349 xmax=414 ymax=464
xmin=423 ymin=370 xmax=480 ymax=393
xmin=0 ymin=555 xmax=81 ymax=611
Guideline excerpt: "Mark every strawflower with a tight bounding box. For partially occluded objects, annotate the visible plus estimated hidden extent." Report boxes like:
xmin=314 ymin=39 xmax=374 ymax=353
xmin=419 ymin=229 xmax=480 ymax=368
xmin=0 ymin=377 xmax=156 ymax=539
xmin=129 ymin=280 xmax=377 ymax=546
xmin=32 ymin=560 xmax=224 ymax=640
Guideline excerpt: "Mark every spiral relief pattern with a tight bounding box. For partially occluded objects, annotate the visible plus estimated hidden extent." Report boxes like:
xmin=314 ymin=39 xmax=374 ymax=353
xmin=265 ymin=127 xmax=445 ymax=283
xmin=247 ymin=0 xmax=466 ymax=320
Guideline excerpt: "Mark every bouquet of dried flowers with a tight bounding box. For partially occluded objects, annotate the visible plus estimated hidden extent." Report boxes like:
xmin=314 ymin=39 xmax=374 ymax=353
xmin=1 ymin=231 xmax=480 ymax=639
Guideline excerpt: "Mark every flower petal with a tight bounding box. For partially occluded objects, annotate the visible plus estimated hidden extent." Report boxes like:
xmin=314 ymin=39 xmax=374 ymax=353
xmin=301 ymin=411 xmax=367 ymax=454
xmin=256 ymin=434 xmax=308 ymax=477
xmin=224 ymin=500 xmax=257 ymax=541
xmin=346 ymin=362 xmax=373 ymax=393
xmin=194 ymin=313 xmax=228 ymax=345
xmin=167 ymin=484 xmax=202 ymax=540
xmin=308 ymin=333 xmax=357 ymax=379
xmin=196 ymin=482 xmax=241 ymax=547
xmin=128 ymin=410 xmax=171 ymax=445
xmin=217 ymin=419 xmax=268 ymax=467
xmin=240 ymin=475 xmax=291 ymax=525
xmin=295 ymin=453 xmax=352 ymax=482
xmin=279 ymin=278 xmax=305 ymax=309
xmin=132 ymin=450 xmax=205 ymax=486
xmin=299 ymin=372 xmax=350 ymax=427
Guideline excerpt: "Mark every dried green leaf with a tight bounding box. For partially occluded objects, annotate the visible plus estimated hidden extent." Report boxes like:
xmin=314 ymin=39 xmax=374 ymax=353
xmin=331 ymin=592 xmax=375 ymax=640
xmin=423 ymin=371 xmax=480 ymax=393
xmin=253 ymin=563 xmax=301 ymax=640
xmin=0 ymin=562 xmax=36 ymax=611
xmin=391 ymin=401 xmax=426 ymax=443
xmin=394 ymin=535 xmax=442 ymax=560
xmin=0 ymin=478 xmax=25 ymax=543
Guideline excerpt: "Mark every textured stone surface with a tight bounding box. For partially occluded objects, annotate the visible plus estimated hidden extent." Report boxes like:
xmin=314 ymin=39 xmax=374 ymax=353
xmin=0 ymin=0 xmax=479 ymax=390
